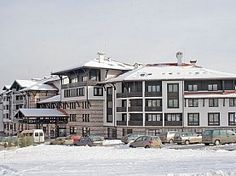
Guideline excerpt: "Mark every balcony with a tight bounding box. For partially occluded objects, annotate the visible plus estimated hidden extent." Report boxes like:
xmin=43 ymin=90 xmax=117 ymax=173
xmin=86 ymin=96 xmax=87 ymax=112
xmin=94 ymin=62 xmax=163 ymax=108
xmin=145 ymin=106 xmax=162 ymax=111
xmin=145 ymin=121 xmax=163 ymax=126
xmin=145 ymin=92 xmax=162 ymax=97
xmin=116 ymin=107 xmax=127 ymax=112
xmin=164 ymin=121 xmax=183 ymax=126
xmin=61 ymin=80 xmax=98 ymax=89
xmin=116 ymin=92 xmax=142 ymax=98
xmin=128 ymin=106 xmax=142 ymax=112
xmin=128 ymin=121 xmax=143 ymax=126
xmin=117 ymin=121 xmax=127 ymax=126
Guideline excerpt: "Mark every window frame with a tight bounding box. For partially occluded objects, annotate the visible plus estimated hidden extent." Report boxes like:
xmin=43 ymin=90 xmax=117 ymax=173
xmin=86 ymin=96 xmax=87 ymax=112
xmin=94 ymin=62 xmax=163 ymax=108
xmin=208 ymin=113 xmax=220 ymax=126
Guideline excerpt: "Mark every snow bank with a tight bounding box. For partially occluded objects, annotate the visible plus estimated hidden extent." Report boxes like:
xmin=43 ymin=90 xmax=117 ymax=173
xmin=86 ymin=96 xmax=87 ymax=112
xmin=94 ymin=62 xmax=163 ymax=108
xmin=0 ymin=144 xmax=236 ymax=176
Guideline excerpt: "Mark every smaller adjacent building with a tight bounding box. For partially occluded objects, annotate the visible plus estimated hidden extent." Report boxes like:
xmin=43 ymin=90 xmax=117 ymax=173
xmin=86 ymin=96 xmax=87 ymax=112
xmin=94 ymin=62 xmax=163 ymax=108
xmin=14 ymin=108 xmax=68 ymax=138
xmin=0 ymin=76 xmax=60 ymax=136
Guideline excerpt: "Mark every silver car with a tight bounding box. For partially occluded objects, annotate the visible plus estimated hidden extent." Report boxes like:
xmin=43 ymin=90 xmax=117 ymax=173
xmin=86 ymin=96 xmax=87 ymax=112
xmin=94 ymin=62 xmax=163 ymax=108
xmin=129 ymin=135 xmax=162 ymax=148
xmin=174 ymin=132 xmax=202 ymax=145
xmin=159 ymin=131 xmax=177 ymax=143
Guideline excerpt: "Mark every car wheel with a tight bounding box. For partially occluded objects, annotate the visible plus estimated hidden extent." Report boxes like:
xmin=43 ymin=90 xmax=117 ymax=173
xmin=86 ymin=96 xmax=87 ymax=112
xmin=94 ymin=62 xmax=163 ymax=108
xmin=129 ymin=145 xmax=134 ymax=148
xmin=185 ymin=140 xmax=190 ymax=145
xmin=169 ymin=139 xmax=174 ymax=144
xmin=214 ymin=140 xmax=220 ymax=145
xmin=145 ymin=145 xmax=150 ymax=148
xmin=204 ymin=143 xmax=209 ymax=146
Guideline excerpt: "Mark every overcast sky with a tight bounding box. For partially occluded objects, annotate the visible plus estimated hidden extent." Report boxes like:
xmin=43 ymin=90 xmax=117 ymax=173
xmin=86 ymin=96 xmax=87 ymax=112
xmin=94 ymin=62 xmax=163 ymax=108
xmin=0 ymin=0 xmax=236 ymax=88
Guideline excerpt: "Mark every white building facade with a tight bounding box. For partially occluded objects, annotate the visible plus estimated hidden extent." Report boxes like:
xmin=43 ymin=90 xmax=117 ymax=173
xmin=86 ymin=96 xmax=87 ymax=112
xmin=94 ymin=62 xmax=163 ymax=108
xmin=103 ymin=56 xmax=236 ymax=138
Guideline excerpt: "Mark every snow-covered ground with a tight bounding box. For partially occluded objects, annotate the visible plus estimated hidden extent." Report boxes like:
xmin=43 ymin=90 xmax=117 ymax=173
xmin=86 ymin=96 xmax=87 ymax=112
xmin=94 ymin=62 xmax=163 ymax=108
xmin=1 ymin=141 xmax=236 ymax=176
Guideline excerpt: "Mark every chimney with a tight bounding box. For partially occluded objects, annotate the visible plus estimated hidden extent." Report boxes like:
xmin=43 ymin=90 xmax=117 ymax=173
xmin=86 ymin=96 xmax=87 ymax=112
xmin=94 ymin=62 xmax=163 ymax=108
xmin=176 ymin=51 xmax=183 ymax=66
xmin=97 ymin=52 xmax=105 ymax=62
xmin=190 ymin=59 xmax=197 ymax=66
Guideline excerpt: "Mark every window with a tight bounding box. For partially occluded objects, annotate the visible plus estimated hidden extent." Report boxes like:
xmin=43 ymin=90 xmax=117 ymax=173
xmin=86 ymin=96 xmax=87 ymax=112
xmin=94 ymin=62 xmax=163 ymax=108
xmin=229 ymin=113 xmax=236 ymax=125
xmin=69 ymin=114 xmax=77 ymax=122
xmin=107 ymin=115 xmax=113 ymax=123
xmin=64 ymin=89 xmax=79 ymax=97
xmin=188 ymin=99 xmax=198 ymax=107
xmin=71 ymin=77 xmax=78 ymax=83
xmin=82 ymin=114 xmax=90 ymax=122
xmin=82 ymin=101 xmax=90 ymax=109
xmin=146 ymin=114 xmax=162 ymax=121
xmin=94 ymin=87 xmax=103 ymax=96
xmin=188 ymin=85 xmax=198 ymax=91
xmin=168 ymin=84 xmax=179 ymax=93
xmin=168 ymin=99 xmax=179 ymax=108
xmin=69 ymin=102 xmax=76 ymax=109
xmin=122 ymin=114 xmax=127 ymax=121
xmin=208 ymin=84 xmax=218 ymax=91
xmin=70 ymin=89 xmax=78 ymax=97
xmin=165 ymin=114 xmax=182 ymax=122
xmin=107 ymin=87 xmax=112 ymax=96
xmin=188 ymin=113 xmax=199 ymax=126
xmin=82 ymin=127 xmax=90 ymax=137
xmin=78 ymin=88 xmax=84 ymax=96
xmin=70 ymin=127 xmax=76 ymax=134
xmin=208 ymin=113 xmax=220 ymax=126
xmin=147 ymin=85 xmax=161 ymax=92
xmin=64 ymin=89 xmax=70 ymax=98
xmin=122 ymin=100 xmax=127 ymax=107
xmin=209 ymin=98 xmax=219 ymax=107
xmin=229 ymin=98 xmax=236 ymax=107
xmin=89 ymin=69 xmax=100 ymax=81
xmin=130 ymin=99 xmax=142 ymax=107
xmin=146 ymin=99 xmax=162 ymax=107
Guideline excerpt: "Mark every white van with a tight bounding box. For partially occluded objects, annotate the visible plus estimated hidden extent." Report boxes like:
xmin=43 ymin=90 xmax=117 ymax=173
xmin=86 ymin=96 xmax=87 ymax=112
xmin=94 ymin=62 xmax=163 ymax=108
xmin=21 ymin=129 xmax=45 ymax=143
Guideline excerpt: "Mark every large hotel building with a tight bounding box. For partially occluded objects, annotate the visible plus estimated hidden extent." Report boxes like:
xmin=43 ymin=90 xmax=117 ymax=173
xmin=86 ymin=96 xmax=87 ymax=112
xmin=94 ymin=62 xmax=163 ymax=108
xmin=1 ymin=52 xmax=236 ymax=138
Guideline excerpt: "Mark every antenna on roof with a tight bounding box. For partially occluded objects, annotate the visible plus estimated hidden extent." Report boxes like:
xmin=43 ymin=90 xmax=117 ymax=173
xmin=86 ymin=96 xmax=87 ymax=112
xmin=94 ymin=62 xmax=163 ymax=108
xmin=176 ymin=51 xmax=183 ymax=66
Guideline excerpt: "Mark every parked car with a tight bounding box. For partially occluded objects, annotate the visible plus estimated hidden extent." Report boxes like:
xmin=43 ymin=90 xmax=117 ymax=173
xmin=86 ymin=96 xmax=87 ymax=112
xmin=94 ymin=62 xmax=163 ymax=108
xmin=121 ymin=134 xmax=142 ymax=144
xmin=74 ymin=137 xmax=93 ymax=146
xmin=202 ymin=129 xmax=236 ymax=145
xmin=173 ymin=132 xmax=202 ymax=145
xmin=50 ymin=135 xmax=81 ymax=145
xmin=50 ymin=137 xmax=67 ymax=145
xmin=74 ymin=136 xmax=104 ymax=147
xmin=129 ymin=135 xmax=162 ymax=148
xmin=159 ymin=131 xmax=177 ymax=144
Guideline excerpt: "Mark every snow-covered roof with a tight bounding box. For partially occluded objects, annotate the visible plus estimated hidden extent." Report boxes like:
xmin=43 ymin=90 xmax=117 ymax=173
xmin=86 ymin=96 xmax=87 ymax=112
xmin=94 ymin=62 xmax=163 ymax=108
xmin=52 ymin=58 xmax=134 ymax=75
xmin=2 ymin=85 xmax=10 ymax=90
xmin=20 ymin=76 xmax=59 ymax=92
xmin=16 ymin=108 xmax=68 ymax=117
xmin=10 ymin=80 xmax=37 ymax=90
xmin=38 ymin=95 xmax=61 ymax=103
xmin=105 ymin=63 xmax=236 ymax=83
xmin=20 ymin=83 xmax=57 ymax=92
xmin=184 ymin=92 xmax=236 ymax=98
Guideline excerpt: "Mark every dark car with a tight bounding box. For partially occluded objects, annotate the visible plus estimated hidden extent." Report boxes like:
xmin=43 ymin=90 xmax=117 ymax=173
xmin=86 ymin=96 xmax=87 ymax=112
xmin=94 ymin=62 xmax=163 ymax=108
xmin=74 ymin=136 xmax=104 ymax=147
xmin=74 ymin=137 xmax=93 ymax=146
